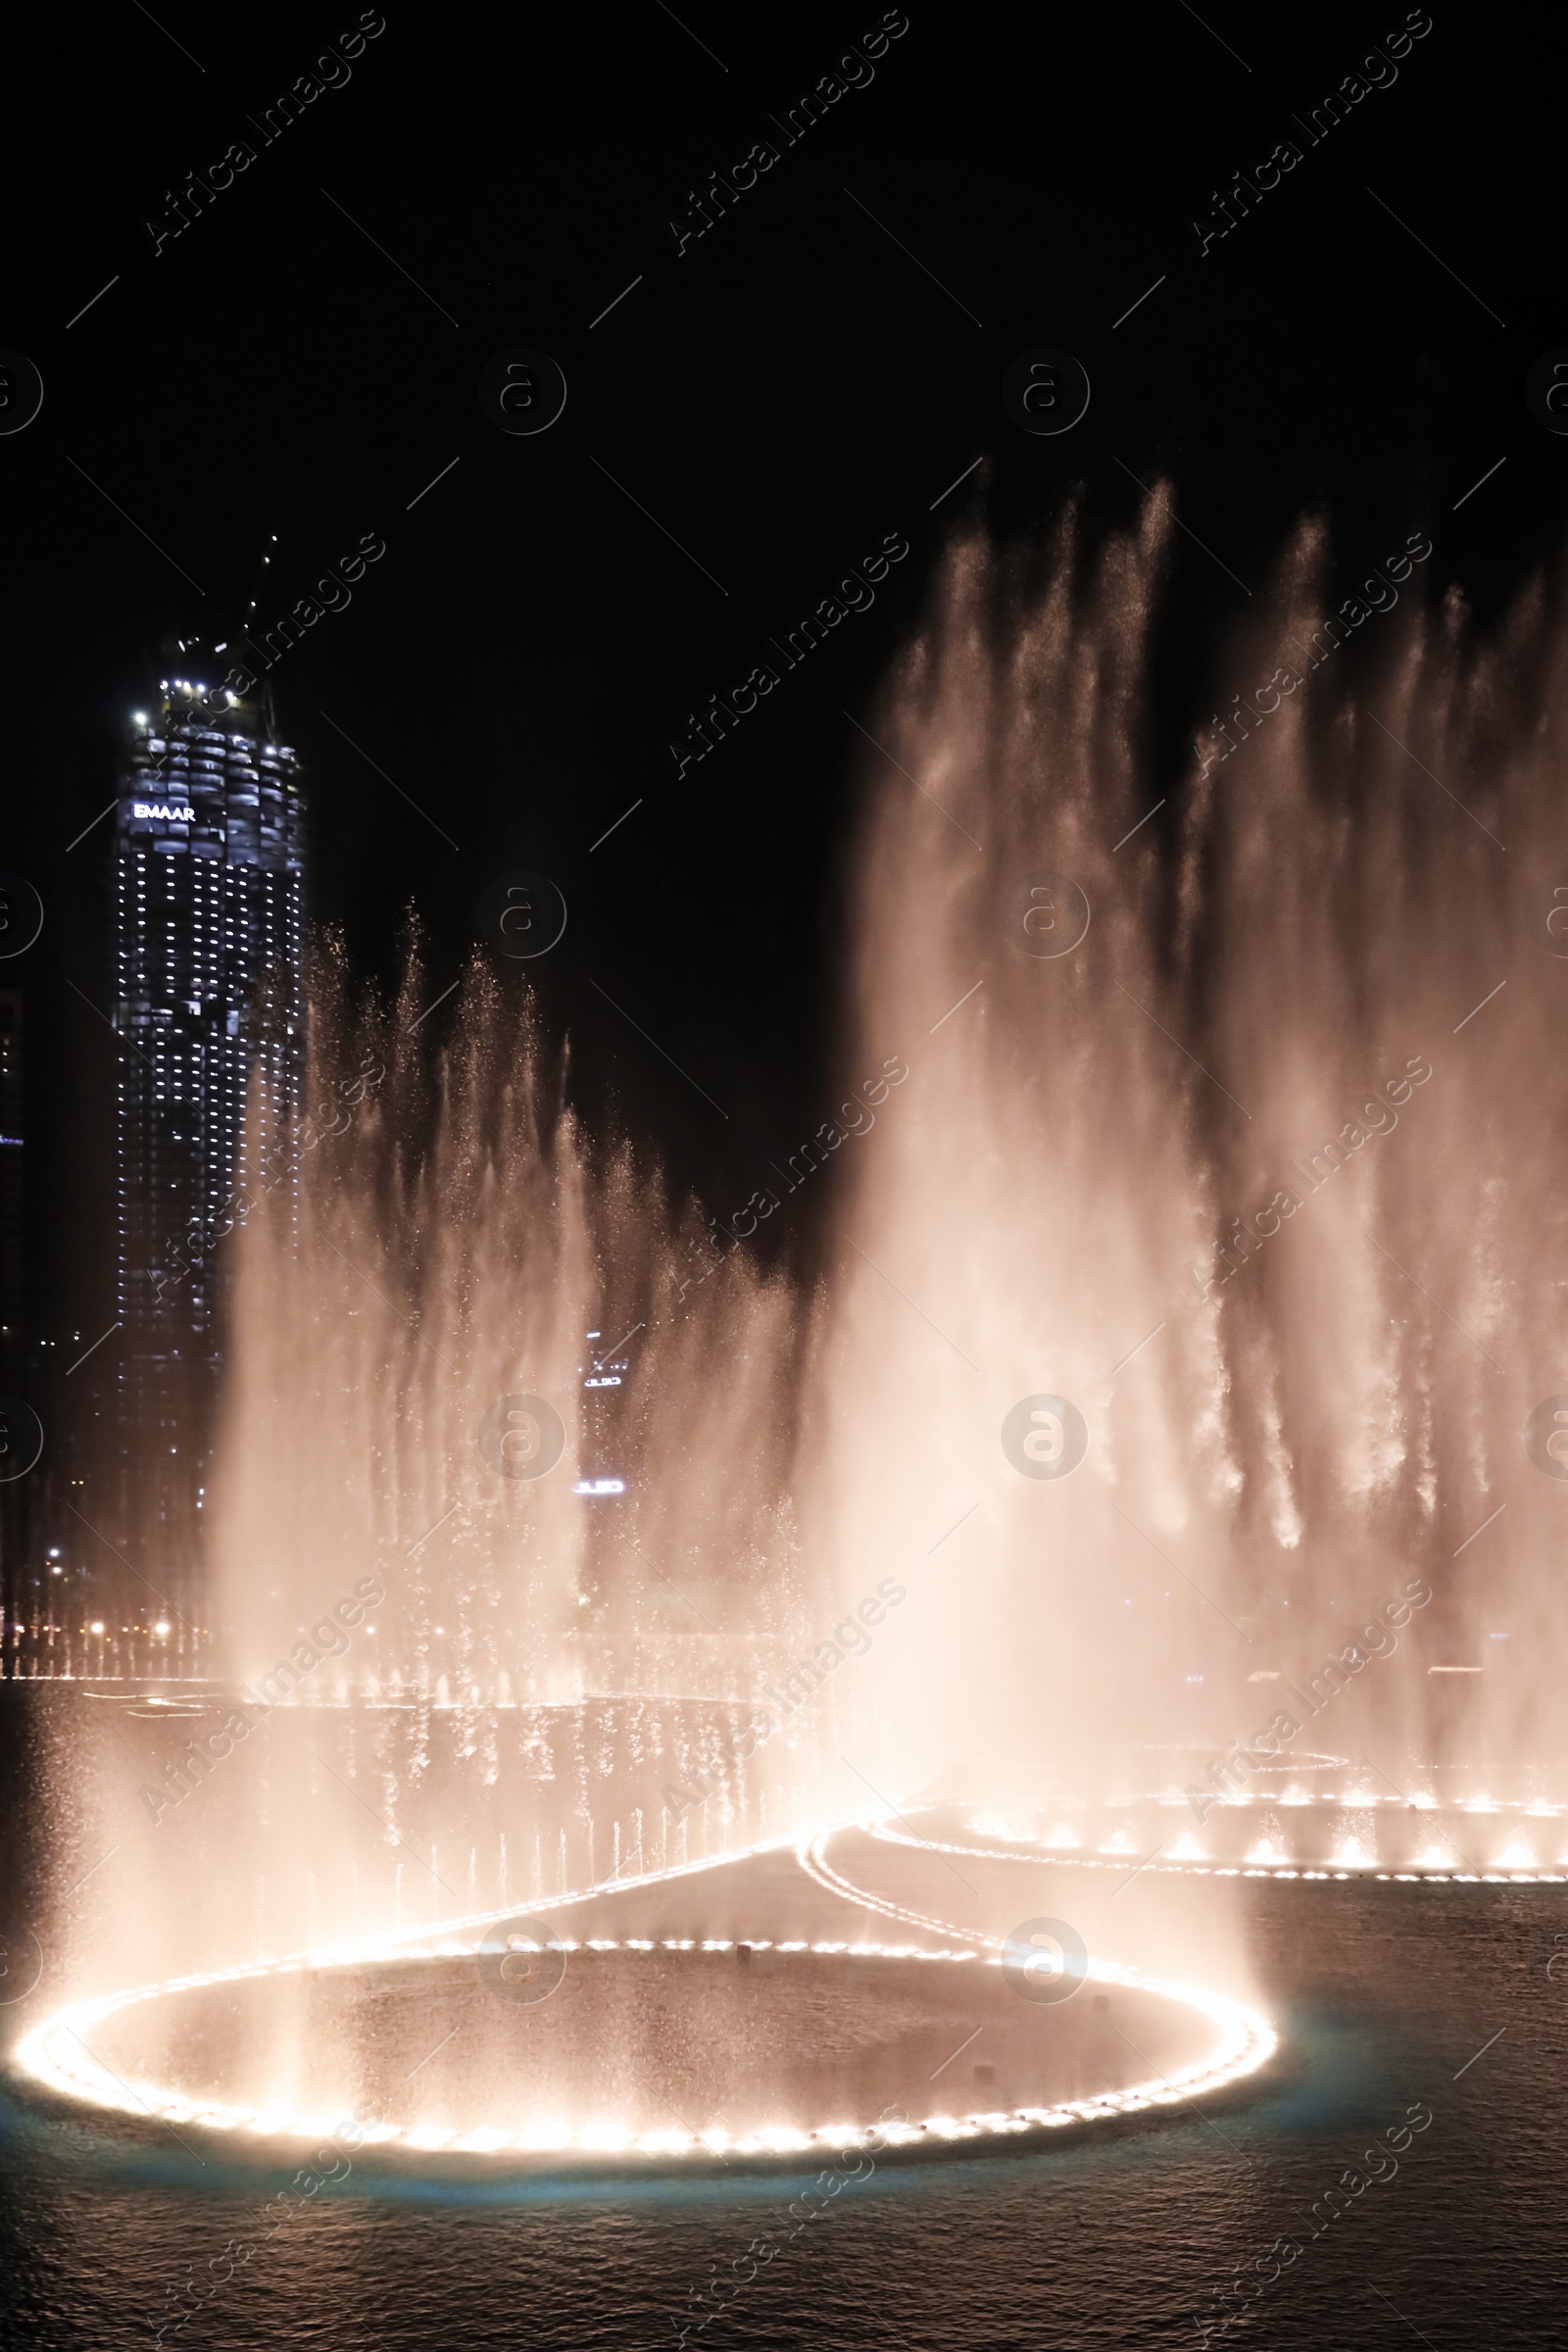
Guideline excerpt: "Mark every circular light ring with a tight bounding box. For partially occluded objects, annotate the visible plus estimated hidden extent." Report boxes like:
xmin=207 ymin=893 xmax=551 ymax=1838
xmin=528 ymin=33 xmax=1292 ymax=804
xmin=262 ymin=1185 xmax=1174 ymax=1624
xmin=13 ymin=1822 xmax=1275 ymax=2166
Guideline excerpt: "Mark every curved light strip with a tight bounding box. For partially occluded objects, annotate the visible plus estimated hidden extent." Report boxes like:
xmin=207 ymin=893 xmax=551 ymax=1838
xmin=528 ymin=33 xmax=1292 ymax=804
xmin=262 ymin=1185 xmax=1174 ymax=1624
xmin=797 ymin=1822 xmax=1277 ymax=2130
xmin=14 ymin=1811 xmax=1276 ymax=2165
xmin=884 ymin=1809 xmax=1567 ymax=1886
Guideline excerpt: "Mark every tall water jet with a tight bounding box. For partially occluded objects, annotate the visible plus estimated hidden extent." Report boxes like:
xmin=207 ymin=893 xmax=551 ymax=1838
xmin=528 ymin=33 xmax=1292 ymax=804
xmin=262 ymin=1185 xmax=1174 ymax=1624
xmin=815 ymin=504 xmax=1568 ymax=1810
xmin=212 ymin=950 xmax=819 ymax=1717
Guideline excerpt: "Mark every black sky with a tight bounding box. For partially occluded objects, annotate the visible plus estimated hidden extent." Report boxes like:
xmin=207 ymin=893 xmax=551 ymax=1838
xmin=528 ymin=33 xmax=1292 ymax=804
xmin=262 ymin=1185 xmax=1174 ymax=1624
xmin=4 ymin=0 xmax=1565 ymax=1339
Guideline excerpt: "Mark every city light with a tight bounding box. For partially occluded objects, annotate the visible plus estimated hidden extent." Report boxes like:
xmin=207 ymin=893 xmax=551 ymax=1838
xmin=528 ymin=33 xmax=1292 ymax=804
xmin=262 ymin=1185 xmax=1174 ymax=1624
xmin=105 ymin=679 xmax=306 ymax=1626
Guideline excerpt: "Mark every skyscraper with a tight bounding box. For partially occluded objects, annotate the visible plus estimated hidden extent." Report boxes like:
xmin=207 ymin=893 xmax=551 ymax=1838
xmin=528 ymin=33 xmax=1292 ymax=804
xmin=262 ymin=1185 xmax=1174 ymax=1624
xmin=111 ymin=662 xmax=306 ymax=1650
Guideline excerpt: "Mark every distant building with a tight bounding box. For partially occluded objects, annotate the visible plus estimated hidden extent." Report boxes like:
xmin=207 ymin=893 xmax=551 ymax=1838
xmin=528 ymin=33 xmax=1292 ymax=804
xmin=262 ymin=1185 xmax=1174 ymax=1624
xmin=110 ymin=664 xmax=306 ymax=1648
xmin=574 ymin=1330 xmax=630 ymax=1497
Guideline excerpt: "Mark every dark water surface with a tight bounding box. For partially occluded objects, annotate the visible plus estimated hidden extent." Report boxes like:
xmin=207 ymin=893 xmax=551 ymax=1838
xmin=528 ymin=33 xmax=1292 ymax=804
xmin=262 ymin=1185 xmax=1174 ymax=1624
xmin=2 ymin=1865 xmax=1564 ymax=2352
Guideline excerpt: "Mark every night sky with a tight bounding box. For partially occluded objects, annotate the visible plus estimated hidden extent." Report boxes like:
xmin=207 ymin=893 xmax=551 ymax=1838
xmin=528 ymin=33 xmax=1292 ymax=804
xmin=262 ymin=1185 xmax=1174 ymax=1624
xmin=5 ymin=0 xmax=1565 ymax=1343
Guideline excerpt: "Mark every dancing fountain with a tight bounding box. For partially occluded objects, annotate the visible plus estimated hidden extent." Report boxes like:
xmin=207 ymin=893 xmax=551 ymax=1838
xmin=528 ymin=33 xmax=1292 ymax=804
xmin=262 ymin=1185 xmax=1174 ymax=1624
xmin=16 ymin=497 xmax=1568 ymax=2172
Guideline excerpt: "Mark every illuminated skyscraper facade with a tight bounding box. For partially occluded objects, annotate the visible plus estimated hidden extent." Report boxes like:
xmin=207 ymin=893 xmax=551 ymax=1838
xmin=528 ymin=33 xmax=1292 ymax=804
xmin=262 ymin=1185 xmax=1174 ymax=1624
xmin=112 ymin=670 xmax=306 ymax=1642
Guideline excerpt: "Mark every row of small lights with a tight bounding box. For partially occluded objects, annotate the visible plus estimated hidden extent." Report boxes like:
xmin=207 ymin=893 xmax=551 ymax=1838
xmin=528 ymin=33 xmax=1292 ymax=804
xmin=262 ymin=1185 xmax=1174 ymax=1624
xmin=16 ymin=1820 xmax=1276 ymax=2163
xmin=969 ymin=1796 xmax=1568 ymax=1844
xmin=971 ymin=1792 xmax=1567 ymax=1821
xmin=134 ymin=685 xmax=241 ymax=717
xmin=51 ymin=1624 xmax=172 ymax=1637
xmin=871 ymin=1817 xmax=1568 ymax=1886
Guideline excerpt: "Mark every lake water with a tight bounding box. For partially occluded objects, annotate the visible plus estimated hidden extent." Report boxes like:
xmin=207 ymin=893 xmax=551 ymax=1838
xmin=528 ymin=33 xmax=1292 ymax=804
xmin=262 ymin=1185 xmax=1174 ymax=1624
xmin=3 ymin=1849 xmax=1562 ymax=2351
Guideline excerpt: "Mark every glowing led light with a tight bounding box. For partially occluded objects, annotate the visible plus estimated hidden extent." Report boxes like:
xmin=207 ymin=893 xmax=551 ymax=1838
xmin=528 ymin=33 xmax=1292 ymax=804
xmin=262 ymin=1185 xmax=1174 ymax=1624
xmin=873 ymin=1793 xmax=1568 ymax=1903
xmin=968 ymin=1812 xmax=1022 ymax=1843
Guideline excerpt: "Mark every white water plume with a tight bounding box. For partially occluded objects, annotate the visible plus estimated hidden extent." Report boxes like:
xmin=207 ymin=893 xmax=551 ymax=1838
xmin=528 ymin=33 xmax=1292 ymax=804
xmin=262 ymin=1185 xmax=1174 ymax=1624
xmin=810 ymin=504 xmax=1568 ymax=1802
